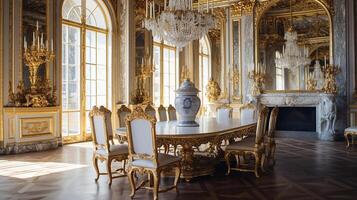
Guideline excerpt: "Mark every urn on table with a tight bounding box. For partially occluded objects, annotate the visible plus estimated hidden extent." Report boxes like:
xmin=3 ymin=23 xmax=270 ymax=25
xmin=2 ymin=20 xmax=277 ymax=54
xmin=175 ymin=79 xmax=201 ymax=127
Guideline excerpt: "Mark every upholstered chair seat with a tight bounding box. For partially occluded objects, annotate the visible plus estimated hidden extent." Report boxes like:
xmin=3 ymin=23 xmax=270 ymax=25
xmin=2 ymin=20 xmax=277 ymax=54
xmin=132 ymin=153 xmax=181 ymax=168
xmin=225 ymin=137 xmax=261 ymax=152
xmin=95 ymin=144 xmax=129 ymax=157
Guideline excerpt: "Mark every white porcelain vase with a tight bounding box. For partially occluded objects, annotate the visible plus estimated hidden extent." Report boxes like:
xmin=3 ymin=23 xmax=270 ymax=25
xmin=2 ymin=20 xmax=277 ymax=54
xmin=175 ymin=79 xmax=201 ymax=127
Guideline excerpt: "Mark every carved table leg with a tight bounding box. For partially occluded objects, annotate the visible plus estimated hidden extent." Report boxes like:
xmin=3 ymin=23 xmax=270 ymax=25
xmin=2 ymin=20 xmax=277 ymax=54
xmin=181 ymin=143 xmax=194 ymax=182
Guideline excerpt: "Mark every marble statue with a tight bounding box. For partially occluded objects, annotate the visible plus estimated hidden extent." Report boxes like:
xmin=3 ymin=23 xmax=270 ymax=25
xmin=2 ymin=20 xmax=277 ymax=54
xmin=320 ymin=96 xmax=336 ymax=139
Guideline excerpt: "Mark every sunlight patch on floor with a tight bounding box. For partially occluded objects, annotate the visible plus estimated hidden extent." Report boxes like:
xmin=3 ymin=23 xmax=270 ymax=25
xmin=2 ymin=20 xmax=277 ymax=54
xmin=0 ymin=160 xmax=87 ymax=179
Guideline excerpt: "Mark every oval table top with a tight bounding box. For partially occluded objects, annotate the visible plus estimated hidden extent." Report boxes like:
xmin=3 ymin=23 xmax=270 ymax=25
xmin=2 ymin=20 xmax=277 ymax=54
xmin=115 ymin=117 xmax=256 ymax=138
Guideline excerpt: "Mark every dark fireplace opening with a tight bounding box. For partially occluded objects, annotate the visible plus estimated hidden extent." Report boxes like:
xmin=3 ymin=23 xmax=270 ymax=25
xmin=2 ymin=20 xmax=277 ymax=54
xmin=271 ymin=107 xmax=316 ymax=132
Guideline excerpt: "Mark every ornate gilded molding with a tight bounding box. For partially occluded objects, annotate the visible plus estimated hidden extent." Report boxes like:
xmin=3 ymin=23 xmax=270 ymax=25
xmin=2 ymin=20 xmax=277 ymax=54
xmin=231 ymin=0 xmax=255 ymax=17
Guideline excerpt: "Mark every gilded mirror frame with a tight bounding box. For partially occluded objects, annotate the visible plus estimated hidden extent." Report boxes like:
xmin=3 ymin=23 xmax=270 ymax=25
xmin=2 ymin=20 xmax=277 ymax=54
xmin=0 ymin=0 xmax=4 ymax=146
xmin=20 ymin=0 xmax=51 ymax=87
xmin=253 ymin=0 xmax=334 ymax=93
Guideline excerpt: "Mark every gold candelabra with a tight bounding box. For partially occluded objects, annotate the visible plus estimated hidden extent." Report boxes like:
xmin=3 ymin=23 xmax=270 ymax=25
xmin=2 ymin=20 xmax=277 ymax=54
xmin=131 ymin=54 xmax=155 ymax=104
xmin=322 ymin=64 xmax=341 ymax=94
xmin=8 ymin=21 xmax=56 ymax=107
xmin=307 ymin=72 xmax=317 ymax=91
xmin=248 ymin=69 xmax=266 ymax=96
xmin=24 ymin=22 xmax=54 ymax=92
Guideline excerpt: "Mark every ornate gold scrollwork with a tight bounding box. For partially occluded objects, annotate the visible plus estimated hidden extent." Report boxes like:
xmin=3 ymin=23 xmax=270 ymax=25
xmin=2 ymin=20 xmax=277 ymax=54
xmin=206 ymin=78 xmax=222 ymax=102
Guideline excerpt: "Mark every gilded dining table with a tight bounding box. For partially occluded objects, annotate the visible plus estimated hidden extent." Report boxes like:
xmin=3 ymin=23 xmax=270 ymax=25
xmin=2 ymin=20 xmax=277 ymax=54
xmin=115 ymin=117 xmax=256 ymax=181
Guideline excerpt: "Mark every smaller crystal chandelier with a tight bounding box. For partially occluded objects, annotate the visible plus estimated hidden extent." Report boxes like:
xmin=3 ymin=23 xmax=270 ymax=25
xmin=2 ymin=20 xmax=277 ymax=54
xmin=275 ymin=0 xmax=311 ymax=70
xmin=144 ymin=0 xmax=216 ymax=50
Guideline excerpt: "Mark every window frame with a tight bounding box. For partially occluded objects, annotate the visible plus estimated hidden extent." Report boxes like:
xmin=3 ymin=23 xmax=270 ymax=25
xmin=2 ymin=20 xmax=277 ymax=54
xmin=152 ymin=40 xmax=178 ymax=107
xmin=61 ymin=0 xmax=110 ymax=143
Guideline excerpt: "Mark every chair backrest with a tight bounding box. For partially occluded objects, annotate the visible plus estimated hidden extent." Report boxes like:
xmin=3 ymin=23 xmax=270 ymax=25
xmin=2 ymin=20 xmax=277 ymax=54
xmin=117 ymin=105 xmax=131 ymax=127
xmin=255 ymin=106 xmax=269 ymax=144
xmin=89 ymin=106 xmax=110 ymax=151
xmin=158 ymin=105 xmax=168 ymax=121
xmin=125 ymin=106 xmax=158 ymax=166
xmin=216 ymin=104 xmax=233 ymax=121
xmin=167 ymin=104 xmax=177 ymax=121
xmin=99 ymin=106 xmax=113 ymax=139
xmin=267 ymin=107 xmax=279 ymax=138
xmin=145 ymin=104 xmax=157 ymax=119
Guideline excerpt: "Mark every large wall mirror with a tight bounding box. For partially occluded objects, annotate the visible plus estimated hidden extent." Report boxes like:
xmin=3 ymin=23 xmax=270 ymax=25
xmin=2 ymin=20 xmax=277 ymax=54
xmin=256 ymin=0 xmax=333 ymax=92
xmin=22 ymin=0 xmax=48 ymax=89
xmin=232 ymin=19 xmax=242 ymax=102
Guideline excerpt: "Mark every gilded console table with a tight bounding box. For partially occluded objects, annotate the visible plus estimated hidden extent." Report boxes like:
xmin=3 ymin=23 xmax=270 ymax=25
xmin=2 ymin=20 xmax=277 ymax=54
xmin=116 ymin=117 xmax=256 ymax=181
xmin=1 ymin=107 xmax=61 ymax=154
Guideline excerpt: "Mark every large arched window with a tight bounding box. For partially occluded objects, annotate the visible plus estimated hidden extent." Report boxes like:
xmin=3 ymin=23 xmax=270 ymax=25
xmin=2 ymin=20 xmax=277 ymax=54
xmin=199 ymin=36 xmax=211 ymax=106
xmin=62 ymin=0 xmax=112 ymax=143
xmin=152 ymin=37 xmax=178 ymax=107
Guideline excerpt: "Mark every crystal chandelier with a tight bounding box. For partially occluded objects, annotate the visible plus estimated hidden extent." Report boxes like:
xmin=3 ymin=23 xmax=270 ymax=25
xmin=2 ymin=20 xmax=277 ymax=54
xmin=144 ymin=0 xmax=216 ymax=50
xmin=275 ymin=0 xmax=311 ymax=70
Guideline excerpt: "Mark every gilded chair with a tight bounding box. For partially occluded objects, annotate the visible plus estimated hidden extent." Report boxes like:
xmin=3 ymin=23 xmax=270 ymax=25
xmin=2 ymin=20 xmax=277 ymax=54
xmin=344 ymin=127 xmax=357 ymax=148
xmin=217 ymin=104 xmax=233 ymax=121
xmin=158 ymin=105 xmax=168 ymax=121
xmin=224 ymin=106 xmax=269 ymax=178
xmin=145 ymin=104 xmax=157 ymax=119
xmin=167 ymin=105 xmax=177 ymax=121
xmin=89 ymin=106 xmax=128 ymax=185
xmin=117 ymin=105 xmax=131 ymax=143
xmin=117 ymin=105 xmax=131 ymax=127
xmin=264 ymin=107 xmax=279 ymax=168
xmin=125 ymin=107 xmax=181 ymax=200
xmin=99 ymin=106 xmax=115 ymax=144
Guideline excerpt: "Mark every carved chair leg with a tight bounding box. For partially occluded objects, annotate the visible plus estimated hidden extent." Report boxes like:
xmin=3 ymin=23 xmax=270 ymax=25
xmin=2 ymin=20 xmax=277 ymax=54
xmin=107 ymin=158 xmax=113 ymax=186
xmin=174 ymin=164 xmax=181 ymax=194
xmin=261 ymin=153 xmax=266 ymax=173
xmin=271 ymin=143 xmax=276 ymax=167
xmin=127 ymin=168 xmax=136 ymax=198
xmin=122 ymin=160 xmax=126 ymax=174
xmin=345 ymin=133 xmax=350 ymax=149
xmin=224 ymin=152 xmax=231 ymax=175
xmin=236 ymin=153 xmax=241 ymax=168
xmin=254 ymin=153 xmax=261 ymax=178
xmin=92 ymin=156 xmax=100 ymax=182
xmin=153 ymin=170 xmax=160 ymax=200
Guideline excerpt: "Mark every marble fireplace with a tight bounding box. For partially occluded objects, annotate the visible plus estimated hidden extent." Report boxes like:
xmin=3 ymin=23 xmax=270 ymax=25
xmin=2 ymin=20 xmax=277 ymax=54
xmin=257 ymin=92 xmax=337 ymax=140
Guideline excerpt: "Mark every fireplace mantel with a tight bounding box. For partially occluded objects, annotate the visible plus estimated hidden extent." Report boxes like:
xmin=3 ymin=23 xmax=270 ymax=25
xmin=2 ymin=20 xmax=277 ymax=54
xmin=256 ymin=92 xmax=336 ymax=141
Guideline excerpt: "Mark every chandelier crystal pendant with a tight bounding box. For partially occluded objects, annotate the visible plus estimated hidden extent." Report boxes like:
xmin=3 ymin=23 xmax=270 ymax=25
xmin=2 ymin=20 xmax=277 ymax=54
xmin=275 ymin=0 xmax=311 ymax=70
xmin=144 ymin=0 xmax=216 ymax=50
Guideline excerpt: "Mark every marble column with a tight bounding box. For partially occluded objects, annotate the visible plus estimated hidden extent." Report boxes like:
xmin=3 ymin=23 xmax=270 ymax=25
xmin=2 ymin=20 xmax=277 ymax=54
xmin=333 ymin=0 xmax=348 ymax=139
xmin=241 ymin=15 xmax=254 ymax=103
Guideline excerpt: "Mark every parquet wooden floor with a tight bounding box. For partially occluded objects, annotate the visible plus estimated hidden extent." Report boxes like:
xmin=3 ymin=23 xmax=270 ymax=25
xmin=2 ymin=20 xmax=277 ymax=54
xmin=1 ymin=133 xmax=357 ymax=200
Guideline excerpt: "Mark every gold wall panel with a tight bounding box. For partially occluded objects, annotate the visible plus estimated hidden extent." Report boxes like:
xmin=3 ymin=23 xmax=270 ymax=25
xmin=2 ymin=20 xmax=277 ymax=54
xmin=20 ymin=117 xmax=53 ymax=138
